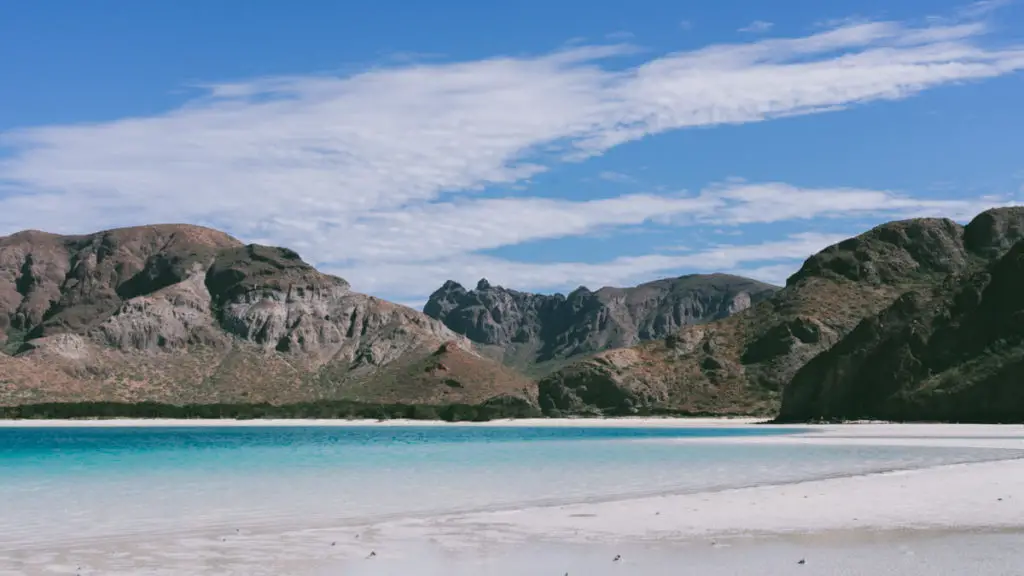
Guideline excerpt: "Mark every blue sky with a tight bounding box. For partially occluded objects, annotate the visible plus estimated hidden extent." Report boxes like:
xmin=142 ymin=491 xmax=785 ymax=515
xmin=2 ymin=0 xmax=1023 ymax=307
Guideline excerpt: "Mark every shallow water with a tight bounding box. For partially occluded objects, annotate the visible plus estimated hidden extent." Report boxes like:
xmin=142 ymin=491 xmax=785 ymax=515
xmin=2 ymin=425 xmax=1022 ymax=550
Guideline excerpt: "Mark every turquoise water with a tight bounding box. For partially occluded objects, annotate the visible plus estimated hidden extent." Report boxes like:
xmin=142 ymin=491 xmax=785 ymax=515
xmin=1 ymin=425 xmax=1020 ymax=548
xmin=1 ymin=425 xmax=799 ymax=475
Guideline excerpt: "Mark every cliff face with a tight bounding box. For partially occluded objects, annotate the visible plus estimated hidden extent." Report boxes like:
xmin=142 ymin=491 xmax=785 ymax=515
xmin=424 ymin=274 xmax=778 ymax=368
xmin=778 ymin=208 xmax=1024 ymax=422
xmin=538 ymin=208 xmax=1024 ymax=417
xmin=0 ymin=225 xmax=533 ymax=407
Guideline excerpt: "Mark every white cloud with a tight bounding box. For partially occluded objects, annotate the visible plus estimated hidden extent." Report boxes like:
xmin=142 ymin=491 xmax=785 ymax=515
xmin=0 ymin=15 xmax=1022 ymax=301
xmin=597 ymin=170 xmax=636 ymax=183
xmin=679 ymin=20 xmax=693 ymax=31
xmin=223 ymin=181 xmax=1013 ymax=268
xmin=696 ymin=182 xmax=1009 ymax=225
xmin=275 ymin=192 xmax=721 ymax=263
xmin=960 ymin=0 xmax=1012 ymax=19
xmin=738 ymin=20 xmax=775 ymax=33
xmin=313 ymin=180 xmax=1019 ymax=298
xmin=2 ymin=18 xmax=1021 ymax=235
xmin=329 ymin=232 xmax=851 ymax=297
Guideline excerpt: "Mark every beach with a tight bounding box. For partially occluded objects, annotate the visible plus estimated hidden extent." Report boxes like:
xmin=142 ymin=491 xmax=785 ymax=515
xmin=0 ymin=416 xmax=767 ymax=428
xmin=2 ymin=421 xmax=1023 ymax=575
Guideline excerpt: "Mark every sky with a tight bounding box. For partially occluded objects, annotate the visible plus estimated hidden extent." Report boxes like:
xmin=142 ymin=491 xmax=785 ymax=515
xmin=1 ymin=0 xmax=1024 ymax=309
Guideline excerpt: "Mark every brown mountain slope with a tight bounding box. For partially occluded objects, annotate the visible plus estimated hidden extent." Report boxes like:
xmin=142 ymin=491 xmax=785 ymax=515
xmin=778 ymin=215 xmax=1024 ymax=423
xmin=0 ymin=225 xmax=533 ymax=407
xmin=0 ymin=224 xmax=241 ymax=348
xmin=538 ymin=208 xmax=1024 ymax=416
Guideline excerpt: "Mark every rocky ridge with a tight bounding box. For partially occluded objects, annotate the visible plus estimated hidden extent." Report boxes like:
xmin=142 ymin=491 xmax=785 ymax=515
xmin=424 ymin=274 xmax=778 ymax=371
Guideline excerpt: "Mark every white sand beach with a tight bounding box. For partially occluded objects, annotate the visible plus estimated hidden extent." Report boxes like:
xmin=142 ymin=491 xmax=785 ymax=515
xmin=2 ymin=422 xmax=1023 ymax=575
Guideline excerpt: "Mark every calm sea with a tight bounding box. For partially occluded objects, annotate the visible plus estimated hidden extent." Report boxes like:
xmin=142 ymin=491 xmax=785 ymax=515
xmin=1 ymin=425 xmax=1019 ymax=548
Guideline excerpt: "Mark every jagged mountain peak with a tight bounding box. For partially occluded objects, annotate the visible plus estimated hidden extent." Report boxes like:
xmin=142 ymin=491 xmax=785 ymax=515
xmin=424 ymin=273 xmax=778 ymax=366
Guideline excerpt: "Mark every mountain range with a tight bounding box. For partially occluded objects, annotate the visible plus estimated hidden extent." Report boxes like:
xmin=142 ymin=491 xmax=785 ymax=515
xmin=3 ymin=206 xmax=1024 ymax=422
xmin=424 ymin=274 xmax=777 ymax=373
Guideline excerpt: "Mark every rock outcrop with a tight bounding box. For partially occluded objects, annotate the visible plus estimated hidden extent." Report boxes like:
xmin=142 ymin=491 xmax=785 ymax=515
xmin=0 ymin=225 xmax=533 ymax=407
xmin=539 ymin=208 xmax=1024 ymax=417
xmin=425 ymin=274 xmax=778 ymax=369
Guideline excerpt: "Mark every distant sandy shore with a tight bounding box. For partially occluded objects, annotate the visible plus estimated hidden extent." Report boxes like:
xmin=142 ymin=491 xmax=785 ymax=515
xmin=0 ymin=416 xmax=769 ymax=427
xmin=1 ymin=417 xmax=1022 ymax=439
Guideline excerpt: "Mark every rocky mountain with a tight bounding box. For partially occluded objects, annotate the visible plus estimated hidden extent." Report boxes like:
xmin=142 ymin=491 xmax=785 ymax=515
xmin=777 ymin=208 xmax=1024 ymax=423
xmin=538 ymin=208 xmax=1024 ymax=418
xmin=6 ymin=208 xmax=1024 ymax=422
xmin=0 ymin=225 xmax=534 ymax=408
xmin=424 ymin=274 xmax=778 ymax=371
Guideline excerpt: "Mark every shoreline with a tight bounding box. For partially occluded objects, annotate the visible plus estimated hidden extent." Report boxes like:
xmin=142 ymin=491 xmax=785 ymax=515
xmin=2 ymin=417 xmax=1023 ymax=439
xmin=0 ymin=416 xmax=771 ymax=427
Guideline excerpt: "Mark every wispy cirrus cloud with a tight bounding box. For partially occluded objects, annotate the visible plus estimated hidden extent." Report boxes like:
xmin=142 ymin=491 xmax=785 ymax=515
xmin=280 ymin=181 xmax=1008 ymax=266
xmin=0 ymin=15 xmax=1022 ymax=301
xmin=596 ymin=170 xmax=636 ymax=183
xmin=695 ymin=181 xmax=1008 ymax=225
xmin=314 ymin=181 xmax=1016 ymax=296
xmin=738 ymin=20 xmax=775 ymax=33
xmin=960 ymin=0 xmax=1013 ymax=18
xmin=329 ymin=232 xmax=853 ymax=297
